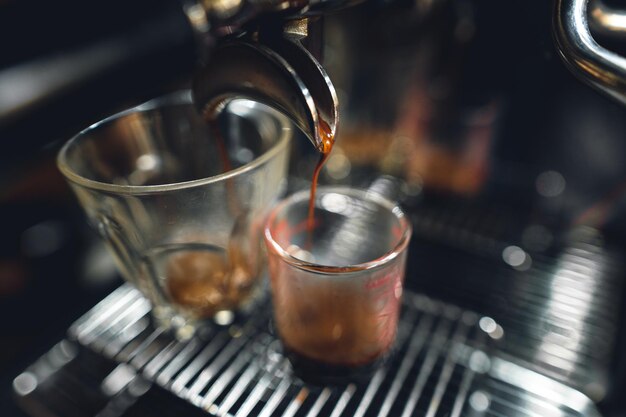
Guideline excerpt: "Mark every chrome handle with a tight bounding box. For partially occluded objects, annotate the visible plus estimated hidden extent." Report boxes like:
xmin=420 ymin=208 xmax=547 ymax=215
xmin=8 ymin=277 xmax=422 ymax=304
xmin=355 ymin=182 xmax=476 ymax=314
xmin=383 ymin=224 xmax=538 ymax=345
xmin=554 ymin=0 xmax=626 ymax=104
xmin=589 ymin=0 xmax=626 ymax=38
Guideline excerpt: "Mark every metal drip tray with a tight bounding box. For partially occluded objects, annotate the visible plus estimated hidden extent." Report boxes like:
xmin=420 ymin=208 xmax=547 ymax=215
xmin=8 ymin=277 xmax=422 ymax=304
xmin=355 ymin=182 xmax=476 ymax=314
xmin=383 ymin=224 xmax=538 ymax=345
xmin=15 ymin=284 xmax=602 ymax=417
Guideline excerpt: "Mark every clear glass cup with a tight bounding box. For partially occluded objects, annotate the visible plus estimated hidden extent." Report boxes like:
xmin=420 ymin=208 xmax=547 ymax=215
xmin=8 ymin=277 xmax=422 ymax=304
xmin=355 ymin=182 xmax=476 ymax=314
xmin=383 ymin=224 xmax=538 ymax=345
xmin=57 ymin=91 xmax=292 ymax=339
xmin=264 ymin=186 xmax=412 ymax=383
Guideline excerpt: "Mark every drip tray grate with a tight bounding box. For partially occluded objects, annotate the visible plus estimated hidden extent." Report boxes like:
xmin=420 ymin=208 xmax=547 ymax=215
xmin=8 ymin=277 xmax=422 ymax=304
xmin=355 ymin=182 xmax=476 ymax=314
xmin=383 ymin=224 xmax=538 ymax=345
xmin=63 ymin=284 xmax=601 ymax=417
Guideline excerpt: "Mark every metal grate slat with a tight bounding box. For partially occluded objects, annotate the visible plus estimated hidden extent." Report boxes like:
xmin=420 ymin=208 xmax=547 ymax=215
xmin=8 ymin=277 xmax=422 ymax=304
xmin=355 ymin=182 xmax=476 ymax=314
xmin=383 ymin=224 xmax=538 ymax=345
xmin=281 ymin=387 xmax=310 ymax=417
xmin=304 ymin=388 xmax=332 ymax=417
xmin=327 ymin=384 xmax=356 ymax=417
xmin=199 ymin=340 xmax=268 ymax=410
xmin=156 ymin=337 xmax=203 ymax=385
xmin=170 ymin=331 xmax=230 ymax=394
xmin=424 ymin=320 xmax=473 ymax=417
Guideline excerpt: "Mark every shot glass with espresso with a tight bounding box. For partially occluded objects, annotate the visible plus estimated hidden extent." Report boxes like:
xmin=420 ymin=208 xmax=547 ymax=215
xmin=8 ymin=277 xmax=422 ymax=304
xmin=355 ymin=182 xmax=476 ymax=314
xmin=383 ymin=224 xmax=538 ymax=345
xmin=57 ymin=92 xmax=291 ymax=339
xmin=264 ymin=186 xmax=412 ymax=383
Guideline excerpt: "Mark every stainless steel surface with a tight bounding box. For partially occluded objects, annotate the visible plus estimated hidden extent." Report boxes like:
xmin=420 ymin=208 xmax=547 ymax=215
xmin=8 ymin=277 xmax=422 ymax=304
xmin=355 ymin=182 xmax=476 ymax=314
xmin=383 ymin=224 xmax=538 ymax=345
xmin=494 ymin=233 xmax=620 ymax=401
xmin=554 ymin=0 xmax=626 ymax=104
xmin=16 ymin=283 xmax=601 ymax=417
xmin=410 ymin=205 xmax=624 ymax=402
xmin=12 ymin=340 xmax=151 ymax=417
xmin=193 ymin=37 xmax=338 ymax=152
xmin=589 ymin=0 xmax=626 ymax=38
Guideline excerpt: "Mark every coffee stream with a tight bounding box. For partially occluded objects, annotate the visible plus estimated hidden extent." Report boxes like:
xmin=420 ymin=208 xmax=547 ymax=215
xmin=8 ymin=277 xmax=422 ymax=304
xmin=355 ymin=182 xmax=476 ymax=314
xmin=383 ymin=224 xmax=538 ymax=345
xmin=307 ymin=118 xmax=335 ymax=232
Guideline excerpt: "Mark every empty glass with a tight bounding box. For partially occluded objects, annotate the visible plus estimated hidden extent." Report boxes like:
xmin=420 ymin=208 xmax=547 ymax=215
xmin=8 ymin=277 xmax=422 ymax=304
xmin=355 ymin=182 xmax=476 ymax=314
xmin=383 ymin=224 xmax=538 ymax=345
xmin=57 ymin=91 xmax=292 ymax=339
xmin=264 ymin=186 xmax=412 ymax=383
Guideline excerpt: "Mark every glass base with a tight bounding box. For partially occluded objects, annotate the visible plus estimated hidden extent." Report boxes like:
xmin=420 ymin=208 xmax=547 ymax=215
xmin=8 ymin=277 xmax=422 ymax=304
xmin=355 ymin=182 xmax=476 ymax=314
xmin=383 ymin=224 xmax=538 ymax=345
xmin=283 ymin=346 xmax=394 ymax=386
xmin=150 ymin=289 xmax=268 ymax=341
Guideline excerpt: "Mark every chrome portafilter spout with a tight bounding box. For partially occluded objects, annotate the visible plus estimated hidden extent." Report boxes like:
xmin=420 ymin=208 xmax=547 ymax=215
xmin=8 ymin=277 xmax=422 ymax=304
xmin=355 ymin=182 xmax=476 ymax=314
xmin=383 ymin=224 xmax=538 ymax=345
xmin=192 ymin=17 xmax=339 ymax=152
xmin=554 ymin=0 xmax=626 ymax=105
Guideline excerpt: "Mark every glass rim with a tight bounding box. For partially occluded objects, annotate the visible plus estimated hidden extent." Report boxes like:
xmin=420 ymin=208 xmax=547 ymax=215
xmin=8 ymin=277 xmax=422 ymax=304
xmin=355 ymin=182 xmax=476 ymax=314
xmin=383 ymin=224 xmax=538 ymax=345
xmin=264 ymin=185 xmax=412 ymax=273
xmin=56 ymin=91 xmax=292 ymax=195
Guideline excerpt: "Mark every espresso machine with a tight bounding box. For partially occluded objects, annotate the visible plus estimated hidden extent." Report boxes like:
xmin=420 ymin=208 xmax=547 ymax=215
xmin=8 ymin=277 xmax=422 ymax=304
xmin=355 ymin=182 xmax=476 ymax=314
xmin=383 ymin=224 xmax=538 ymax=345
xmin=2 ymin=0 xmax=626 ymax=416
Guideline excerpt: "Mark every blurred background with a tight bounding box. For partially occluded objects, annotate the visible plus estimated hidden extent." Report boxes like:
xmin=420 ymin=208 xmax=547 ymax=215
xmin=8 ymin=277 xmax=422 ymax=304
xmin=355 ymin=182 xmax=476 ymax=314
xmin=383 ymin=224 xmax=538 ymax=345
xmin=2 ymin=0 xmax=626 ymax=416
